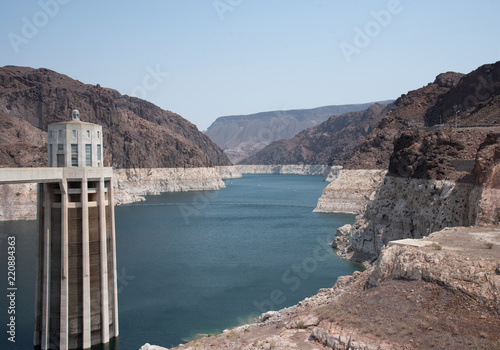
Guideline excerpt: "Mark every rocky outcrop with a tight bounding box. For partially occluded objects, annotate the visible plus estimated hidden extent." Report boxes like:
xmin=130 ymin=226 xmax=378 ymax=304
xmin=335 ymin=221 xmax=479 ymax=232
xmin=205 ymin=102 xmax=391 ymax=163
xmin=215 ymin=165 xmax=243 ymax=180
xmin=314 ymin=169 xmax=387 ymax=214
xmin=334 ymin=129 xmax=500 ymax=264
xmin=235 ymin=164 xmax=337 ymax=176
xmin=239 ymin=103 xmax=392 ymax=166
xmin=344 ymin=72 xmax=465 ymax=170
xmin=114 ymin=167 xmax=241 ymax=205
xmin=0 ymin=66 xmax=231 ymax=168
xmin=334 ymin=176 xmax=480 ymax=263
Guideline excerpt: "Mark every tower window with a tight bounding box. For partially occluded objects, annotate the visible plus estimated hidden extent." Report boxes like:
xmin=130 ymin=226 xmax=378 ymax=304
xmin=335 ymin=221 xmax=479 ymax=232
xmin=48 ymin=144 xmax=53 ymax=166
xmin=85 ymin=144 xmax=92 ymax=166
xmin=71 ymin=144 xmax=78 ymax=167
xmin=72 ymin=130 xmax=77 ymax=138
xmin=58 ymin=130 xmax=63 ymax=138
xmin=87 ymin=130 xmax=90 ymax=138
xmin=57 ymin=144 xmax=63 ymax=152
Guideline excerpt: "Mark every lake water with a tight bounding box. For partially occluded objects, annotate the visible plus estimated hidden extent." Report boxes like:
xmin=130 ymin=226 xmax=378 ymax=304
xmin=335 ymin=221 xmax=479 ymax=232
xmin=0 ymin=174 xmax=361 ymax=350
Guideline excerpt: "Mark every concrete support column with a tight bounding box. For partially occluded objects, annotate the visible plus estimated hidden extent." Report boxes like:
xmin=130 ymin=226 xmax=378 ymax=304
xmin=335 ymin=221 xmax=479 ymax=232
xmin=98 ymin=177 xmax=110 ymax=343
xmin=81 ymin=176 xmax=91 ymax=348
xmin=109 ymin=181 xmax=119 ymax=336
xmin=41 ymin=183 xmax=51 ymax=350
xmin=33 ymin=184 xmax=43 ymax=347
xmin=59 ymin=179 xmax=69 ymax=349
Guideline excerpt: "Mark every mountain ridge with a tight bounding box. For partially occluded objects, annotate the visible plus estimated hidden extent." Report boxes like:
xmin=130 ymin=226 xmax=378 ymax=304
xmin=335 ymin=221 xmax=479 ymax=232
xmin=0 ymin=65 xmax=231 ymax=168
xmin=205 ymin=100 xmax=394 ymax=163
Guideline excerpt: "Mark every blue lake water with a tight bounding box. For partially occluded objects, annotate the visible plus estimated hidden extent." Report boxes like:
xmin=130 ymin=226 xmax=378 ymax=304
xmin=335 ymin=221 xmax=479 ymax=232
xmin=0 ymin=174 xmax=361 ymax=350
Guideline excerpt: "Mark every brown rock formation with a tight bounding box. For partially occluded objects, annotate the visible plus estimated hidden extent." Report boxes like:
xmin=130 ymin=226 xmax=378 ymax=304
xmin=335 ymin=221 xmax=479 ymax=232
xmin=344 ymin=72 xmax=465 ymax=169
xmin=239 ymin=103 xmax=392 ymax=165
xmin=0 ymin=66 xmax=231 ymax=168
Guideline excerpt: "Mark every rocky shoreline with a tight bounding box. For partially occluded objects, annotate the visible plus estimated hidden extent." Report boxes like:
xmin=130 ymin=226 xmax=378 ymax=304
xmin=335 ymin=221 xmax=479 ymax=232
xmin=235 ymin=164 xmax=338 ymax=177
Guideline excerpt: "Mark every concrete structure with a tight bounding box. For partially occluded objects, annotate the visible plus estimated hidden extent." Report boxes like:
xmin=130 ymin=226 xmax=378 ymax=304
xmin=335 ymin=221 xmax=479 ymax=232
xmin=0 ymin=111 xmax=118 ymax=349
xmin=47 ymin=110 xmax=104 ymax=168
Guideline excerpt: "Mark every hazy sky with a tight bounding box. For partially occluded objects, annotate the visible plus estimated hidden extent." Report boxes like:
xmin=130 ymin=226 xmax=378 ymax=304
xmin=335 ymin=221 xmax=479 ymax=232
xmin=1 ymin=0 xmax=500 ymax=130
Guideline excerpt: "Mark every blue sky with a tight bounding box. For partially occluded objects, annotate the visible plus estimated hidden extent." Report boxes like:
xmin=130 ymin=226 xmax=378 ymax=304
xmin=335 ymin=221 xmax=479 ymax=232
xmin=1 ymin=0 xmax=500 ymax=131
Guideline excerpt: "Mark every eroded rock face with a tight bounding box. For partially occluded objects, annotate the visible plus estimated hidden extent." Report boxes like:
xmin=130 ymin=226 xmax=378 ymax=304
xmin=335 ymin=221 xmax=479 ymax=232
xmin=334 ymin=177 xmax=479 ymax=262
xmin=314 ymin=169 xmax=386 ymax=215
xmin=335 ymin=128 xmax=500 ymax=263
xmin=235 ymin=164 xmax=336 ymax=176
xmin=367 ymin=245 xmax=500 ymax=309
xmin=345 ymin=72 xmax=465 ymax=170
xmin=205 ymin=102 xmax=388 ymax=164
xmin=0 ymin=66 xmax=231 ymax=168
xmin=112 ymin=167 xmax=229 ymax=204
xmin=238 ymin=103 xmax=391 ymax=166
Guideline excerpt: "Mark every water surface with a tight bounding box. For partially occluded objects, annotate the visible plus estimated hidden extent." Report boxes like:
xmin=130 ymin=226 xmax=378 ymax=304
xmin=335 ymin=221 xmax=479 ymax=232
xmin=0 ymin=174 xmax=361 ymax=350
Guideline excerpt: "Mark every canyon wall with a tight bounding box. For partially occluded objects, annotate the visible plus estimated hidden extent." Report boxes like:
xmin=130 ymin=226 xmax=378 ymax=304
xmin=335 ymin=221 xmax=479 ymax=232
xmin=314 ymin=169 xmax=387 ymax=214
xmin=112 ymin=167 xmax=239 ymax=205
xmin=333 ymin=177 xmax=481 ymax=263
xmin=333 ymin=129 xmax=500 ymax=264
xmin=235 ymin=164 xmax=338 ymax=177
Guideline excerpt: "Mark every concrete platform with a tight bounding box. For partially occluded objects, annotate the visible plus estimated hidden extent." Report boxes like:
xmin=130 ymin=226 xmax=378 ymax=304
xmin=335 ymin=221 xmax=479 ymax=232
xmin=0 ymin=167 xmax=113 ymax=184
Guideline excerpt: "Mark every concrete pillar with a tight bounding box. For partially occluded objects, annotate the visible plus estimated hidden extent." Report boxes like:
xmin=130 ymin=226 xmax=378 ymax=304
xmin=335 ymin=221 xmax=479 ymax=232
xmin=98 ymin=177 xmax=110 ymax=343
xmin=109 ymin=182 xmax=119 ymax=336
xmin=81 ymin=176 xmax=91 ymax=348
xmin=41 ymin=183 xmax=51 ymax=350
xmin=33 ymin=184 xmax=43 ymax=347
xmin=59 ymin=179 xmax=69 ymax=349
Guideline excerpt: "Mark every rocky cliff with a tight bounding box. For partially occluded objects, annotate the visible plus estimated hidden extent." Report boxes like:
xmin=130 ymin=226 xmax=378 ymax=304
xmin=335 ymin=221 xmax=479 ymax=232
xmin=314 ymin=169 xmax=387 ymax=215
xmin=205 ymin=102 xmax=392 ymax=163
xmin=239 ymin=103 xmax=392 ymax=166
xmin=334 ymin=128 xmax=500 ymax=264
xmin=113 ymin=167 xmax=236 ymax=204
xmin=235 ymin=164 xmax=337 ymax=176
xmin=0 ymin=66 xmax=231 ymax=168
xmin=346 ymin=62 xmax=500 ymax=170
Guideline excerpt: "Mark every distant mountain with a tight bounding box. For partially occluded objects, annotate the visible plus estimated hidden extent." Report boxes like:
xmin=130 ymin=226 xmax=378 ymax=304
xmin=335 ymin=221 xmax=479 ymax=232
xmin=239 ymin=103 xmax=392 ymax=165
xmin=205 ymin=101 xmax=393 ymax=163
xmin=0 ymin=66 xmax=231 ymax=168
xmin=345 ymin=61 xmax=500 ymax=169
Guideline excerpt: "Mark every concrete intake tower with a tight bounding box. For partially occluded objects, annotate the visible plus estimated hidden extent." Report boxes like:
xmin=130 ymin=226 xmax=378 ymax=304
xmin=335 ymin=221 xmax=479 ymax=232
xmin=32 ymin=110 xmax=119 ymax=349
